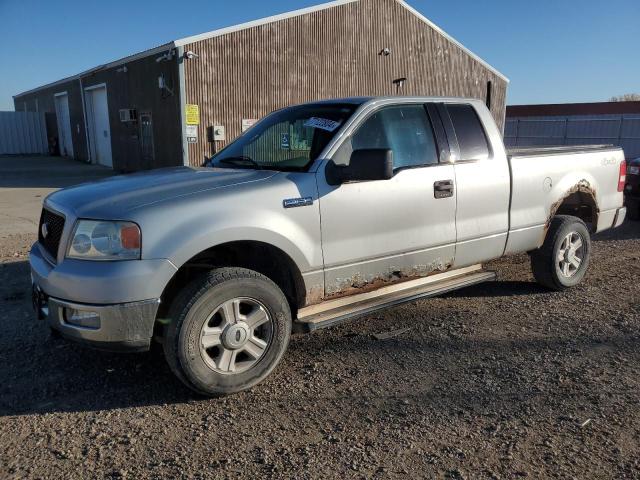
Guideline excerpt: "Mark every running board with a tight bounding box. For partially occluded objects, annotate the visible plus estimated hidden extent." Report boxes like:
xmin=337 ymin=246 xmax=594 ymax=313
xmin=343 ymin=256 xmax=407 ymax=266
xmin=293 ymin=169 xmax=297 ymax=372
xmin=294 ymin=265 xmax=495 ymax=332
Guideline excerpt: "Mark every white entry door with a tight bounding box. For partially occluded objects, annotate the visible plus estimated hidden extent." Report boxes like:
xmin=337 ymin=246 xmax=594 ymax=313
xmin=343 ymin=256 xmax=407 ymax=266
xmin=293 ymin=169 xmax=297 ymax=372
xmin=85 ymin=86 xmax=113 ymax=167
xmin=54 ymin=93 xmax=74 ymax=158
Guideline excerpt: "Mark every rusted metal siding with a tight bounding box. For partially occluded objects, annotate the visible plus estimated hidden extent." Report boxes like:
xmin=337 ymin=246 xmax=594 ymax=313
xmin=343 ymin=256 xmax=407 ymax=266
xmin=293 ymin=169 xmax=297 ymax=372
xmin=507 ymin=101 xmax=640 ymax=117
xmin=183 ymin=0 xmax=507 ymax=166
xmin=14 ymin=80 xmax=88 ymax=161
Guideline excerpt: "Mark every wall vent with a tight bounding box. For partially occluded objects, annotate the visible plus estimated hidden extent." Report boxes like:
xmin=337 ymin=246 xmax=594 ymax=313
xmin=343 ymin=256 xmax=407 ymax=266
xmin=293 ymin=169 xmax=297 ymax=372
xmin=119 ymin=109 xmax=138 ymax=122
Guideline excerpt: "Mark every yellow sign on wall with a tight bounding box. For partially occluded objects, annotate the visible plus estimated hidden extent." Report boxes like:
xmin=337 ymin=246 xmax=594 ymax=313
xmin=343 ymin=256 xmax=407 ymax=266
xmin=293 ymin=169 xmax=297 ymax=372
xmin=186 ymin=104 xmax=200 ymax=125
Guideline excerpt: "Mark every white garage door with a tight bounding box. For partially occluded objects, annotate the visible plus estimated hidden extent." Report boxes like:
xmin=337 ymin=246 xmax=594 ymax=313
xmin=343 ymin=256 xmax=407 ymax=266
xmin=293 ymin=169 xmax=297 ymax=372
xmin=85 ymin=85 xmax=113 ymax=167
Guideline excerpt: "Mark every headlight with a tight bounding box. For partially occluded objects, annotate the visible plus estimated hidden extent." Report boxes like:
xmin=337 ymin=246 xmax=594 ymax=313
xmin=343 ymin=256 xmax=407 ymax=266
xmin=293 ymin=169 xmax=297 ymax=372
xmin=67 ymin=220 xmax=141 ymax=260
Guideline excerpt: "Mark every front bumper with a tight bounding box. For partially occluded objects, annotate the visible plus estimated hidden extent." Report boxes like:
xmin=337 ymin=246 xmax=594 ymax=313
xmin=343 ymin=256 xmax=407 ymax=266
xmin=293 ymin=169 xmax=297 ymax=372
xmin=30 ymin=242 xmax=176 ymax=351
xmin=34 ymin=287 xmax=160 ymax=352
xmin=30 ymin=243 xmax=177 ymax=304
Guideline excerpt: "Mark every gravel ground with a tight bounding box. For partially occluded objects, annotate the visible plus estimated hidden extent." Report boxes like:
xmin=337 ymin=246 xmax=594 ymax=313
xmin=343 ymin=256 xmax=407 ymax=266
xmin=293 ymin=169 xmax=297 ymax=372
xmin=0 ymin=221 xmax=639 ymax=479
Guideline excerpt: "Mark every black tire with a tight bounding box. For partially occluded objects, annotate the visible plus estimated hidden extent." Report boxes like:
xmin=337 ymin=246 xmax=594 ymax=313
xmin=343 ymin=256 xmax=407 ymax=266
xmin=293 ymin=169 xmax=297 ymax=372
xmin=626 ymin=197 xmax=640 ymax=221
xmin=530 ymin=215 xmax=591 ymax=291
xmin=163 ymin=267 xmax=291 ymax=396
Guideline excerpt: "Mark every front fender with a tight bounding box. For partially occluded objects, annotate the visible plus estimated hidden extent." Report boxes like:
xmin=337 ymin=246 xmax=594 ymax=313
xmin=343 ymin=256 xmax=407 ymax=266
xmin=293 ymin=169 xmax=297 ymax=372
xmin=166 ymin=225 xmax=316 ymax=272
xmin=136 ymin=172 xmax=323 ymax=273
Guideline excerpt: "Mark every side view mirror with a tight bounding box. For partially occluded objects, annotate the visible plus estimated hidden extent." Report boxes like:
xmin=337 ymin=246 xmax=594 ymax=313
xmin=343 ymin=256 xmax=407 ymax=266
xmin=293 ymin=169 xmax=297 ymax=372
xmin=326 ymin=149 xmax=394 ymax=186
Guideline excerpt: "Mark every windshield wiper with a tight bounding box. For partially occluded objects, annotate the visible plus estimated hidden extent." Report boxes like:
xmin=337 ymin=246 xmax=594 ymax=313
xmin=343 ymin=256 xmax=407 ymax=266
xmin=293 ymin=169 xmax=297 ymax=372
xmin=217 ymin=156 xmax=263 ymax=170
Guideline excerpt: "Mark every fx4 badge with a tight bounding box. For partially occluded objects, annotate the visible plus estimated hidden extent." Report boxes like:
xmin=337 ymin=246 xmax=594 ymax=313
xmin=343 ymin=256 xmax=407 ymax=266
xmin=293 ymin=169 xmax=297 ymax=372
xmin=283 ymin=197 xmax=313 ymax=209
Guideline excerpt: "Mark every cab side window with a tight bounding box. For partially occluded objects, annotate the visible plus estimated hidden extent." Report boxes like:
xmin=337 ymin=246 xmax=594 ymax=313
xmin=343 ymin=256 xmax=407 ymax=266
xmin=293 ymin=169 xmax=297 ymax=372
xmin=445 ymin=104 xmax=490 ymax=161
xmin=350 ymin=105 xmax=439 ymax=169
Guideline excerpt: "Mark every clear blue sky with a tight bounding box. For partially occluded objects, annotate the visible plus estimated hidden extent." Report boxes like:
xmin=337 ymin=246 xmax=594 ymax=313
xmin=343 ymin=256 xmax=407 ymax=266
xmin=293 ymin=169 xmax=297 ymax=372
xmin=1 ymin=0 xmax=638 ymax=110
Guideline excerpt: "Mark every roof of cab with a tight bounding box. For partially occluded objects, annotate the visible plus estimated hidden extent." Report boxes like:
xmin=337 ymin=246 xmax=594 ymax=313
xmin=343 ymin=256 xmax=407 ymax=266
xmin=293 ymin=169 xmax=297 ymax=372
xmin=304 ymin=96 xmax=484 ymax=106
xmin=304 ymin=97 xmax=374 ymax=105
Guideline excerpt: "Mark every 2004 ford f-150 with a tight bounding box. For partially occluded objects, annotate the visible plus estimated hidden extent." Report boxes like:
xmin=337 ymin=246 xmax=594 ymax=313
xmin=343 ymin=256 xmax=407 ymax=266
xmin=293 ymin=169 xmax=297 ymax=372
xmin=30 ymin=97 xmax=627 ymax=395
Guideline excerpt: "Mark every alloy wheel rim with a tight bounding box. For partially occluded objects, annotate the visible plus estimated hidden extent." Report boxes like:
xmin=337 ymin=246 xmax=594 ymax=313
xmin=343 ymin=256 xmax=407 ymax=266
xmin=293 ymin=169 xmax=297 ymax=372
xmin=199 ymin=297 xmax=273 ymax=374
xmin=557 ymin=231 xmax=584 ymax=278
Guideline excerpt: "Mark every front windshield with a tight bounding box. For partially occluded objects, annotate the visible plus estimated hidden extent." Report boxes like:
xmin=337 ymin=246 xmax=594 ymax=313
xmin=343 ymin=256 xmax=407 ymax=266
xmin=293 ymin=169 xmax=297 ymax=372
xmin=210 ymin=104 xmax=357 ymax=172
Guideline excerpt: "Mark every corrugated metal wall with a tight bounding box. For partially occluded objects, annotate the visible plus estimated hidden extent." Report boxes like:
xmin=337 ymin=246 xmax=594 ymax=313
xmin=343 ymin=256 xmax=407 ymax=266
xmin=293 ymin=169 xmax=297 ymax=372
xmin=184 ymin=0 xmax=508 ymax=166
xmin=81 ymin=54 xmax=182 ymax=171
xmin=13 ymin=0 xmax=507 ymax=170
xmin=505 ymin=114 xmax=640 ymax=159
xmin=0 ymin=111 xmax=48 ymax=155
xmin=14 ymin=79 xmax=88 ymax=161
xmin=14 ymin=53 xmax=182 ymax=171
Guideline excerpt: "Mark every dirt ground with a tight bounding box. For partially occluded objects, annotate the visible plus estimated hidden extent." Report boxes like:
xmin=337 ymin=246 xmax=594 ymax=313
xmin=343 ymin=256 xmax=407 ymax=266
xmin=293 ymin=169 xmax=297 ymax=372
xmin=0 ymin=160 xmax=638 ymax=478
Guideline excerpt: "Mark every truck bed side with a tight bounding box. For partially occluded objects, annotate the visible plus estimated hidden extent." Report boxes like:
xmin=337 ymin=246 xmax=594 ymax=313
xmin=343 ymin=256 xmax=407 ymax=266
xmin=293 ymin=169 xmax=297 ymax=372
xmin=504 ymin=145 xmax=625 ymax=255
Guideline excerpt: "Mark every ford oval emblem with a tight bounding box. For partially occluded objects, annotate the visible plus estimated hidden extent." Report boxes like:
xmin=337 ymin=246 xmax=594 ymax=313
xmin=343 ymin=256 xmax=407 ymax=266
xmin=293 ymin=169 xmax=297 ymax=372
xmin=41 ymin=222 xmax=49 ymax=239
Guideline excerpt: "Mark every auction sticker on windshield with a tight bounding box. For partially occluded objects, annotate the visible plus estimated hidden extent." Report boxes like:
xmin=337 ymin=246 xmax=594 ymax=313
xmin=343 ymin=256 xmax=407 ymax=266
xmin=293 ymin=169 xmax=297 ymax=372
xmin=304 ymin=117 xmax=342 ymax=132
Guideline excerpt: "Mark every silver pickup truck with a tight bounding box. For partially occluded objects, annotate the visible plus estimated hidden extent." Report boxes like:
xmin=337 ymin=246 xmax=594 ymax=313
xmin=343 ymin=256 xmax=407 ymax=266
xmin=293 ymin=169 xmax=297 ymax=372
xmin=30 ymin=97 xmax=627 ymax=395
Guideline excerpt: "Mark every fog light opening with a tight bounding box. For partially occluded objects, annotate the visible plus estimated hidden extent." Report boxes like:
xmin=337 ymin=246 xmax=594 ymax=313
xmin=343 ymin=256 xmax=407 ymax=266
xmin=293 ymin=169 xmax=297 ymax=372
xmin=64 ymin=308 xmax=101 ymax=329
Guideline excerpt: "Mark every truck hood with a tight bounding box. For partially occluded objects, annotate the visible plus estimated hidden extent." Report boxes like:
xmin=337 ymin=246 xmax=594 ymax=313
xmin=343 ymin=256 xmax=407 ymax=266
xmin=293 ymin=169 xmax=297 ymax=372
xmin=46 ymin=167 xmax=278 ymax=218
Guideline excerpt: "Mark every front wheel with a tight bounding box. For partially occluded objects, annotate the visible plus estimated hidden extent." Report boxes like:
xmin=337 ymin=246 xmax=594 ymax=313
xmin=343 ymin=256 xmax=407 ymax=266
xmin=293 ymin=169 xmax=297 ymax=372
xmin=530 ymin=215 xmax=591 ymax=291
xmin=163 ymin=267 xmax=291 ymax=396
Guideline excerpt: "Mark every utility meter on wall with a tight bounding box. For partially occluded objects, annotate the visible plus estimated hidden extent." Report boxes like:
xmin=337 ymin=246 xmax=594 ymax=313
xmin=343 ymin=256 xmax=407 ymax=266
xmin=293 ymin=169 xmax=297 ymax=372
xmin=213 ymin=126 xmax=225 ymax=141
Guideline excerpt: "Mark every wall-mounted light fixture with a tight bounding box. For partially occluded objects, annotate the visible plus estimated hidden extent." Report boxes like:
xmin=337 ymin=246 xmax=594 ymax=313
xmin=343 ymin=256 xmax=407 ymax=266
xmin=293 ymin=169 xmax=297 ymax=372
xmin=379 ymin=47 xmax=391 ymax=56
xmin=116 ymin=66 xmax=128 ymax=74
xmin=184 ymin=50 xmax=199 ymax=60
xmin=158 ymin=74 xmax=174 ymax=96
xmin=392 ymin=77 xmax=407 ymax=93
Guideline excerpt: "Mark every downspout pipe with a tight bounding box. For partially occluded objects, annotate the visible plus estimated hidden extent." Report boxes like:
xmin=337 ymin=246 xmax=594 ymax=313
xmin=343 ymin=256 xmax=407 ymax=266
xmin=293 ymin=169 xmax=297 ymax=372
xmin=78 ymin=76 xmax=91 ymax=164
xmin=177 ymin=45 xmax=189 ymax=167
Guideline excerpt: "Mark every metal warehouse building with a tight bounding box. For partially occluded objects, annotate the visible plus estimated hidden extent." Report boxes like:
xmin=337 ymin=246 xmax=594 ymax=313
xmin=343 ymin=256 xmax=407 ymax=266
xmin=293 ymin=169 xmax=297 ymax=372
xmin=14 ymin=0 xmax=508 ymax=172
xmin=506 ymin=101 xmax=640 ymax=160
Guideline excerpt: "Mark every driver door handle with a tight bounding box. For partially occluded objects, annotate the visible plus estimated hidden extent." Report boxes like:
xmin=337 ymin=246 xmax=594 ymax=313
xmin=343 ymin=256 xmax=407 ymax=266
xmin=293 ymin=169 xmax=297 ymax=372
xmin=434 ymin=180 xmax=454 ymax=199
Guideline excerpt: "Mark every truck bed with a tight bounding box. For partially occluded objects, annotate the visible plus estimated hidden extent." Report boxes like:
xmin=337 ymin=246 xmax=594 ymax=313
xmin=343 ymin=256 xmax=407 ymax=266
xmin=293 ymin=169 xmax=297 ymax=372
xmin=504 ymin=143 xmax=625 ymax=257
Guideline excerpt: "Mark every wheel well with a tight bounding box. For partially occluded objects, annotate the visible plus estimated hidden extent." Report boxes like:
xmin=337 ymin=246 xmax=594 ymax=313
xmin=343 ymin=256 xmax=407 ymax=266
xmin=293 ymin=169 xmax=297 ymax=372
xmin=157 ymin=241 xmax=306 ymax=322
xmin=552 ymin=191 xmax=598 ymax=231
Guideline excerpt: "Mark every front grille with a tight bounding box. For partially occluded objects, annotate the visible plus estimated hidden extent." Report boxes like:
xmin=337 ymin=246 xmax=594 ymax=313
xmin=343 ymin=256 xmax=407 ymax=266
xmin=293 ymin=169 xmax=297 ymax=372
xmin=38 ymin=208 xmax=65 ymax=261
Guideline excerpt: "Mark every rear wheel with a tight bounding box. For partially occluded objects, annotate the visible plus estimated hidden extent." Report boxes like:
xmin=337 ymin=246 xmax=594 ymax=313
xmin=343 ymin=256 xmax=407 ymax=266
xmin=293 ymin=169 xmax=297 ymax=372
xmin=163 ymin=267 xmax=291 ymax=396
xmin=530 ymin=215 xmax=591 ymax=291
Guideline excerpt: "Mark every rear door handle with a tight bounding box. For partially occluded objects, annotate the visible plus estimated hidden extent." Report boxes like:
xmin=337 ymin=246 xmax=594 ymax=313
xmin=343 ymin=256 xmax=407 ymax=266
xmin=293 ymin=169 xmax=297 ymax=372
xmin=434 ymin=180 xmax=454 ymax=199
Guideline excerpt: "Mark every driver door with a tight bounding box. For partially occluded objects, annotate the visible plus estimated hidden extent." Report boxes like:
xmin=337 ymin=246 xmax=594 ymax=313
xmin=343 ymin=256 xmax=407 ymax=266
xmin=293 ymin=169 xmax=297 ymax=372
xmin=316 ymin=103 xmax=457 ymax=297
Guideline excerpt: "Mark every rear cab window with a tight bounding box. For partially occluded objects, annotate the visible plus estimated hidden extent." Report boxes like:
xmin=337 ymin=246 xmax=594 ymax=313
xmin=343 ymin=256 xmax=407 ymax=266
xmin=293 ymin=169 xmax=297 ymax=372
xmin=445 ymin=104 xmax=491 ymax=161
